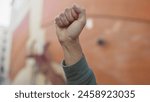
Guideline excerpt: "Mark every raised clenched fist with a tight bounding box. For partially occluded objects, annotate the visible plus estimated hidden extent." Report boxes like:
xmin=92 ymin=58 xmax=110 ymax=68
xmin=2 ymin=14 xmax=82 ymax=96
xmin=55 ymin=4 xmax=86 ymax=44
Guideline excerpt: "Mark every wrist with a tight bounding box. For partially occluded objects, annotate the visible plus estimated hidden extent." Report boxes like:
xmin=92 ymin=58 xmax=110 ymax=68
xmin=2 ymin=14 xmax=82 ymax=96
xmin=60 ymin=38 xmax=83 ymax=66
xmin=60 ymin=37 xmax=80 ymax=47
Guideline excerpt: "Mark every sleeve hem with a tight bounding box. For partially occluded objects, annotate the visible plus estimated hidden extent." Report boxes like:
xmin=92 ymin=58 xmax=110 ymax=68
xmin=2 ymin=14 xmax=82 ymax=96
xmin=61 ymin=56 xmax=88 ymax=72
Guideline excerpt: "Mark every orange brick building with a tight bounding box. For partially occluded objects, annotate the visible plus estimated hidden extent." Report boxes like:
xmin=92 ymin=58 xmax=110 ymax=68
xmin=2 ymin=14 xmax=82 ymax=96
xmin=9 ymin=0 xmax=150 ymax=84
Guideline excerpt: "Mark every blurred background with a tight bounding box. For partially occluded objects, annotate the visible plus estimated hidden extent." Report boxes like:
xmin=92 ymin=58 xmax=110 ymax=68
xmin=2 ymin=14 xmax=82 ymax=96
xmin=0 ymin=0 xmax=150 ymax=85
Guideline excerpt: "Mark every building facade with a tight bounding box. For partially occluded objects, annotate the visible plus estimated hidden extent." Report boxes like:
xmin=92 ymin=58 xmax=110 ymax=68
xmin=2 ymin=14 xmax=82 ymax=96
xmin=0 ymin=26 xmax=9 ymax=84
xmin=9 ymin=0 xmax=150 ymax=84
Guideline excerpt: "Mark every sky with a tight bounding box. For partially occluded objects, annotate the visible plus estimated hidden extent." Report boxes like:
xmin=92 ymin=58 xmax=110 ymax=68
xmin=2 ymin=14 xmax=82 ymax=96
xmin=0 ymin=0 xmax=12 ymax=27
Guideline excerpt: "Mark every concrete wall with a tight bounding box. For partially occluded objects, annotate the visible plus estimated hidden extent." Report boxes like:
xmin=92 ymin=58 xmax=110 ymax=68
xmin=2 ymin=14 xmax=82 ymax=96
xmin=9 ymin=0 xmax=65 ymax=84
xmin=9 ymin=0 xmax=44 ymax=80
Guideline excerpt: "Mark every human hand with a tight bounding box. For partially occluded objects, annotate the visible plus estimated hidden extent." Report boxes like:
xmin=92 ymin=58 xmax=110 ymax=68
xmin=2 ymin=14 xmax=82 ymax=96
xmin=55 ymin=4 xmax=86 ymax=44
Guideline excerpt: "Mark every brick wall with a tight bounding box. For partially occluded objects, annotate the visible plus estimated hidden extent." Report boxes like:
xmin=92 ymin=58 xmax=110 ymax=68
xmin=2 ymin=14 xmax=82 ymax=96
xmin=42 ymin=0 xmax=150 ymax=84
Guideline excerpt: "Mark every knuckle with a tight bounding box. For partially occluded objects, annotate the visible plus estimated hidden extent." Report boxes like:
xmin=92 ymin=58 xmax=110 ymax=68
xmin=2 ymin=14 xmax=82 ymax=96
xmin=60 ymin=13 xmax=63 ymax=17
xmin=65 ymin=8 xmax=69 ymax=12
xmin=55 ymin=17 xmax=59 ymax=21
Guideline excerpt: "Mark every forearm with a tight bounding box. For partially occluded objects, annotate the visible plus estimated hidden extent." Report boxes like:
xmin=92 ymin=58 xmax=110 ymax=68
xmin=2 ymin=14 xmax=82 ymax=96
xmin=61 ymin=39 xmax=83 ymax=66
xmin=55 ymin=5 xmax=96 ymax=84
xmin=61 ymin=39 xmax=97 ymax=85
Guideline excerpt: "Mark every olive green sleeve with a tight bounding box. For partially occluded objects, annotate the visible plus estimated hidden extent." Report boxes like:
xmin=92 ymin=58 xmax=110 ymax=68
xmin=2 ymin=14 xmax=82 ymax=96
xmin=62 ymin=57 xmax=96 ymax=85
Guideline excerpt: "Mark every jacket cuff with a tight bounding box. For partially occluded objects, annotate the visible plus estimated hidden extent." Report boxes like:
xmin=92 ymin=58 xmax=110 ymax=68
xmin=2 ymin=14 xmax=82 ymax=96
xmin=61 ymin=57 xmax=93 ymax=84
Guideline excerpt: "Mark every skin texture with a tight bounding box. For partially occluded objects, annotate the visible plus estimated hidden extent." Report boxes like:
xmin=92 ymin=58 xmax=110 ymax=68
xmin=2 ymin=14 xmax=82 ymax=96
xmin=55 ymin=4 xmax=86 ymax=66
